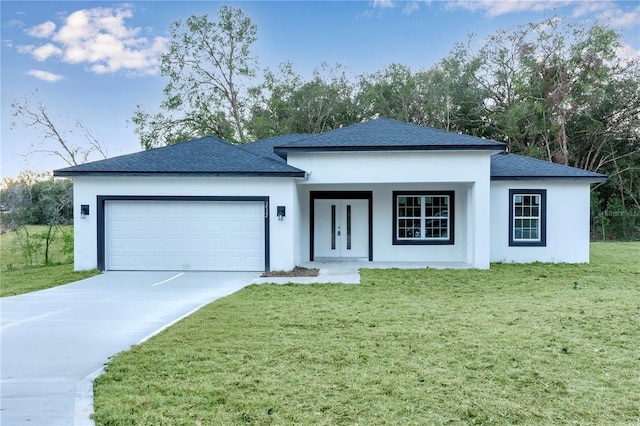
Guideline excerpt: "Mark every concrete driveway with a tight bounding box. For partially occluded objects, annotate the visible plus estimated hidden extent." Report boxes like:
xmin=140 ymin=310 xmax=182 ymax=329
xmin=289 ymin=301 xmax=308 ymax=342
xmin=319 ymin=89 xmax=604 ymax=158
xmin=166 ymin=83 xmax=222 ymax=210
xmin=0 ymin=271 xmax=257 ymax=426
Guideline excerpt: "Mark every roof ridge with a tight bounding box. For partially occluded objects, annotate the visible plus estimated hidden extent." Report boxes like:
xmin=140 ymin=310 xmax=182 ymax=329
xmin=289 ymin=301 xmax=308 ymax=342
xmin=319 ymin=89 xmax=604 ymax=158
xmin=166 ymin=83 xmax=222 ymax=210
xmin=237 ymin=139 xmax=305 ymax=171
xmin=273 ymin=117 xmax=506 ymax=154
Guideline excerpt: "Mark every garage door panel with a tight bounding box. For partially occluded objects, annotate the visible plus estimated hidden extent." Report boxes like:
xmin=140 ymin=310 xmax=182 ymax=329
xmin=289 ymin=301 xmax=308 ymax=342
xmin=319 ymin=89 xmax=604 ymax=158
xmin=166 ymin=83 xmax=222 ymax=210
xmin=106 ymin=200 xmax=265 ymax=271
xmin=205 ymin=222 xmax=225 ymax=232
xmin=244 ymin=239 xmax=262 ymax=250
xmin=185 ymin=221 xmax=206 ymax=232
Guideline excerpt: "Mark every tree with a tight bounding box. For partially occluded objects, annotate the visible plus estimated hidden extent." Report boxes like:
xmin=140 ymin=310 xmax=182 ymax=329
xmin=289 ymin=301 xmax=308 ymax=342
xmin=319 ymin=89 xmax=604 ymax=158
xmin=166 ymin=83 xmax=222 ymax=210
xmin=1 ymin=172 xmax=73 ymax=265
xmin=133 ymin=7 xmax=258 ymax=148
xmin=435 ymin=17 xmax=639 ymax=238
xmin=247 ymin=62 xmax=358 ymax=139
xmin=8 ymin=94 xmax=107 ymax=253
xmin=355 ymin=59 xmax=488 ymax=135
xmin=453 ymin=17 xmax=639 ymax=170
xmin=357 ymin=64 xmax=423 ymax=123
xmin=11 ymin=94 xmax=108 ymax=166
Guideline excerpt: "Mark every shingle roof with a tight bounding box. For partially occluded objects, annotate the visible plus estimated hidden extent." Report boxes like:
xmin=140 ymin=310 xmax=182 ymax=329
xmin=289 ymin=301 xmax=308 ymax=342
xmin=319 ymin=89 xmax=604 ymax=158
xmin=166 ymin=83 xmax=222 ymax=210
xmin=53 ymin=119 xmax=606 ymax=183
xmin=239 ymin=134 xmax=305 ymax=163
xmin=54 ymin=136 xmax=306 ymax=177
xmin=273 ymin=117 xmax=506 ymax=158
xmin=491 ymin=154 xmax=607 ymax=182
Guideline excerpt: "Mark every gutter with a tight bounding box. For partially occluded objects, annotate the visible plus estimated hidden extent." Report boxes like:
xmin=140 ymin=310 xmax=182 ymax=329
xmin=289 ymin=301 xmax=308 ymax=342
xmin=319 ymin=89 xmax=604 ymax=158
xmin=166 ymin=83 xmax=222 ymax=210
xmin=53 ymin=171 xmax=307 ymax=178
xmin=274 ymin=144 xmax=506 ymax=159
xmin=491 ymin=176 xmax=608 ymax=183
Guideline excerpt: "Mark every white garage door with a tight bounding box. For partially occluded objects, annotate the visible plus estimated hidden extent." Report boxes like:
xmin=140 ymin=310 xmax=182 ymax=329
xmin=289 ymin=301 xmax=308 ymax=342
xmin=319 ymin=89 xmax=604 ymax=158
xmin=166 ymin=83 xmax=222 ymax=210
xmin=106 ymin=200 xmax=265 ymax=271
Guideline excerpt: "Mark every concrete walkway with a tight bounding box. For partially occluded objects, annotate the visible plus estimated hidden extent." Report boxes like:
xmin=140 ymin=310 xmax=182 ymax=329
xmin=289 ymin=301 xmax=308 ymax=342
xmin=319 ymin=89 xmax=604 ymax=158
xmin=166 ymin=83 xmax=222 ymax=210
xmin=0 ymin=271 xmax=257 ymax=426
xmin=252 ymin=260 xmax=471 ymax=284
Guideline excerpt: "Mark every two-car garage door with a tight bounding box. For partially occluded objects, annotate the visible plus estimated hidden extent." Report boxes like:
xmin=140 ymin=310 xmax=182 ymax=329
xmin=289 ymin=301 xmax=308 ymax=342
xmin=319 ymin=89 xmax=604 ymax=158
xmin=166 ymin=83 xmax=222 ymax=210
xmin=105 ymin=200 xmax=266 ymax=271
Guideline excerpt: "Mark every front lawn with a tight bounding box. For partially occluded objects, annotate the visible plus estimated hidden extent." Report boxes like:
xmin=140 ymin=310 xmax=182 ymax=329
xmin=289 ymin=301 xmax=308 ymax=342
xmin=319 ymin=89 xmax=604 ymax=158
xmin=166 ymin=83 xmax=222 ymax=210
xmin=93 ymin=242 xmax=639 ymax=425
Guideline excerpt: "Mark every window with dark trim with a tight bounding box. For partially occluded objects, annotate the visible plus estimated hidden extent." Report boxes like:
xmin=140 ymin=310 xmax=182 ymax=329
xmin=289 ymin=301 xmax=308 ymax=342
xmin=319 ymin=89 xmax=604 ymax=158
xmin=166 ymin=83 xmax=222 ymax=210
xmin=393 ymin=191 xmax=454 ymax=245
xmin=509 ymin=189 xmax=546 ymax=247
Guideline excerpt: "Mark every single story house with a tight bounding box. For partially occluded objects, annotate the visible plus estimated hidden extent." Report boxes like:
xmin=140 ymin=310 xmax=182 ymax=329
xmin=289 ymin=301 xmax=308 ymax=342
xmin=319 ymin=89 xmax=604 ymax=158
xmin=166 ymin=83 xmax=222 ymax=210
xmin=54 ymin=118 xmax=606 ymax=272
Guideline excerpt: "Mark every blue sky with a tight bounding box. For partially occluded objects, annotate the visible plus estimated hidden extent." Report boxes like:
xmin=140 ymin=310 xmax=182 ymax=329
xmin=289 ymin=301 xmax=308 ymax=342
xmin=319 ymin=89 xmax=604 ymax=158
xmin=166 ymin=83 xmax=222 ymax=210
xmin=2 ymin=0 xmax=639 ymax=180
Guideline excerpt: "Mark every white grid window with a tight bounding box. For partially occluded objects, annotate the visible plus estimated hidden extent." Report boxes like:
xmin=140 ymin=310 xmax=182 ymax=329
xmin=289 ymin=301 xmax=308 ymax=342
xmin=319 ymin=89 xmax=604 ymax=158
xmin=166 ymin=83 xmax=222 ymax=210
xmin=513 ymin=194 xmax=541 ymax=241
xmin=397 ymin=194 xmax=450 ymax=241
xmin=509 ymin=189 xmax=546 ymax=247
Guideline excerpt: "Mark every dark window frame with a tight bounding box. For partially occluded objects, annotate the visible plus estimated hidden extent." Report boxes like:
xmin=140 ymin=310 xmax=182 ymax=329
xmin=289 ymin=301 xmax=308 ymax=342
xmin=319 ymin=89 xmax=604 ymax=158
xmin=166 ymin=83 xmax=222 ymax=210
xmin=392 ymin=191 xmax=455 ymax=245
xmin=509 ymin=189 xmax=547 ymax=247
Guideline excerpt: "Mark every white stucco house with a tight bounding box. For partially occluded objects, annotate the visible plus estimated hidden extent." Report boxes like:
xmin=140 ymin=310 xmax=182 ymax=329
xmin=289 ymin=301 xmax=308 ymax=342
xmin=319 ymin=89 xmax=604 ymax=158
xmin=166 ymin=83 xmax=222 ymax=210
xmin=54 ymin=118 xmax=606 ymax=272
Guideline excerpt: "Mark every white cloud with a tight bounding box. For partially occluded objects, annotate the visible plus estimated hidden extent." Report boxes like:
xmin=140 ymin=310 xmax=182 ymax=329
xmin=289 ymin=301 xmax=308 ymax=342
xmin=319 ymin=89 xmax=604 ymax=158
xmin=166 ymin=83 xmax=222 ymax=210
xmin=616 ymin=42 xmax=640 ymax=65
xmin=16 ymin=44 xmax=35 ymax=54
xmin=373 ymin=0 xmax=396 ymax=9
xmin=403 ymin=2 xmax=421 ymax=15
xmin=31 ymin=43 xmax=63 ymax=61
xmin=446 ymin=0 xmax=640 ymax=29
xmin=597 ymin=5 xmax=640 ymax=28
xmin=26 ymin=20 xmax=56 ymax=38
xmin=17 ymin=6 xmax=168 ymax=75
xmin=572 ymin=0 xmax=611 ymax=17
xmin=26 ymin=69 xmax=63 ymax=82
xmin=446 ymin=0 xmax=576 ymax=17
xmin=573 ymin=0 xmax=640 ymax=27
xmin=6 ymin=18 xmax=25 ymax=29
xmin=372 ymin=0 xmax=432 ymax=15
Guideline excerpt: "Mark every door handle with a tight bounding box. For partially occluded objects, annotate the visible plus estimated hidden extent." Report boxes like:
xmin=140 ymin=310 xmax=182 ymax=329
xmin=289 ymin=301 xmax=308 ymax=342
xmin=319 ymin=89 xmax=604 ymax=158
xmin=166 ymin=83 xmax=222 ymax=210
xmin=337 ymin=226 xmax=341 ymax=236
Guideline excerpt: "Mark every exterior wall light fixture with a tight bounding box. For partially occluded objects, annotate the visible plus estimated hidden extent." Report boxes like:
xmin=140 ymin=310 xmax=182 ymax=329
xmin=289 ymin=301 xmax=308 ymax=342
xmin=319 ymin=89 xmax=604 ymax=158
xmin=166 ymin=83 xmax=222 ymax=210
xmin=80 ymin=204 xmax=90 ymax=219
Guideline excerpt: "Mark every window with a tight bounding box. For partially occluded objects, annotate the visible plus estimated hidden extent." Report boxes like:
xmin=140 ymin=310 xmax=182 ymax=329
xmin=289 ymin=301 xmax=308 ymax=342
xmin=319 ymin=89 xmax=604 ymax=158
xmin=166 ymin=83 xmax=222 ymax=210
xmin=393 ymin=191 xmax=454 ymax=245
xmin=509 ymin=189 xmax=546 ymax=247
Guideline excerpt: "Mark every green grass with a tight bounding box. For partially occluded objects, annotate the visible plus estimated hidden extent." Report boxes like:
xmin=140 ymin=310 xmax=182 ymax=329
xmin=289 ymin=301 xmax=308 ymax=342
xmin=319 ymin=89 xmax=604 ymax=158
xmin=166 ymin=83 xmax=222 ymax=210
xmin=0 ymin=264 xmax=100 ymax=297
xmin=93 ymin=242 xmax=640 ymax=425
xmin=1 ymin=225 xmax=71 ymax=267
xmin=0 ymin=225 xmax=99 ymax=297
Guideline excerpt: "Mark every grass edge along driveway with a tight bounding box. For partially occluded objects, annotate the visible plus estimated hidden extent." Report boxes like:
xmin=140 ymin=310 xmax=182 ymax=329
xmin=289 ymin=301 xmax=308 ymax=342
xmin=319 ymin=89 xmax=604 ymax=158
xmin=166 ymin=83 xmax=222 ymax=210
xmin=94 ymin=242 xmax=640 ymax=425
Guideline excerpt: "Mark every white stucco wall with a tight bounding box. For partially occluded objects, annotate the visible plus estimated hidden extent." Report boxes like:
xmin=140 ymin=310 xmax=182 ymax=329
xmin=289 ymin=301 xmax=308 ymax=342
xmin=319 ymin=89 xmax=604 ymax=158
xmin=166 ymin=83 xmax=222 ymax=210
xmin=490 ymin=181 xmax=592 ymax=263
xmin=287 ymin=151 xmax=492 ymax=184
xmin=290 ymin=150 xmax=493 ymax=268
xmin=72 ymin=176 xmax=299 ymax=271
xmin=72 ymin=150 xmax=504 ymax=271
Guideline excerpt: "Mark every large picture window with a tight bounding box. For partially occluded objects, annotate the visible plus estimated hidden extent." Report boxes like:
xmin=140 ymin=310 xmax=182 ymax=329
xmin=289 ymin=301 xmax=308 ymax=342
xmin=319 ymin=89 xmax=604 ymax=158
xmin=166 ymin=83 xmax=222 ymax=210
xmin=393 ymin=191 xmax=454 ymax=245
xmin=509 ymin=189 xmax=546 ymax=247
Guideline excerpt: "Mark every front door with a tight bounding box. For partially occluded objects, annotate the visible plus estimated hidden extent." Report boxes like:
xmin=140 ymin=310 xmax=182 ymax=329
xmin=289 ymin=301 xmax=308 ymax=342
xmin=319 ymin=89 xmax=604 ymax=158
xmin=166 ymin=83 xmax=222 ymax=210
xmin=314 ymin=199 xmax=369 ymax=258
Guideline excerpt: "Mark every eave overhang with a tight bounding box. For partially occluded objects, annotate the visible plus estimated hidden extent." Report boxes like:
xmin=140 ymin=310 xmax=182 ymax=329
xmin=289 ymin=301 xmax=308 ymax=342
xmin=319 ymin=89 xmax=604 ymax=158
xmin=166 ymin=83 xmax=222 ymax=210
xmin=274 ymin=144 xmax=506 ymax=159
xmin=491 ymin=175 xmax=608 ymax=183
xmin=53 ymin=170 xmax=308 ymax=178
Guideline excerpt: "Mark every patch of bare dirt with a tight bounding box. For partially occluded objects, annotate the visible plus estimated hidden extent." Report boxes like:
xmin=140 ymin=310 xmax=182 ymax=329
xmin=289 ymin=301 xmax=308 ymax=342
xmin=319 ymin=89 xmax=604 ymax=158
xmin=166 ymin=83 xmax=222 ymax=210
xmin=260 ymin=266 xmax=319 ymax=277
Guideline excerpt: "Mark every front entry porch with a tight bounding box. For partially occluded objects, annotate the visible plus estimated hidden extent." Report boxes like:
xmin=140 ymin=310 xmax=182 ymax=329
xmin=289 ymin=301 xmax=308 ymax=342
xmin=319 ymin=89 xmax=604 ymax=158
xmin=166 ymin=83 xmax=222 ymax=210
xmin=299 ymin=183 xmax=490 ymax=269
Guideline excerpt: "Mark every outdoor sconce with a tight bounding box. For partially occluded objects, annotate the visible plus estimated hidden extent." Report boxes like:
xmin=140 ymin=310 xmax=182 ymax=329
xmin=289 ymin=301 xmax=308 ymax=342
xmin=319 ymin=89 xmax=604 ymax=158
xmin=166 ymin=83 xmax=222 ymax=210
xmin=80 ymin=204 xmax=90 ymax=219
xmin=277 ymin=206 xmax=286 ymax=221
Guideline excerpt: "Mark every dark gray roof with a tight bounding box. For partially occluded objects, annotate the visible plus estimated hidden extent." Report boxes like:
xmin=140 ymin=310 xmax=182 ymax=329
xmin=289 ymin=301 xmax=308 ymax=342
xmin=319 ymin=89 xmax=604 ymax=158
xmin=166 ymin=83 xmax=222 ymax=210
xmin=53 ymin=119 xmax=606 ymax=183
xmin=54 ymin=136 xmax=306 ymax=177
xmin=491 ymin=154 xmax=607 ymax=182
xmin=274 ymin=117 xmax=506 ymax=158
xmin=239 ymin=134 xmax=305 ymax=163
